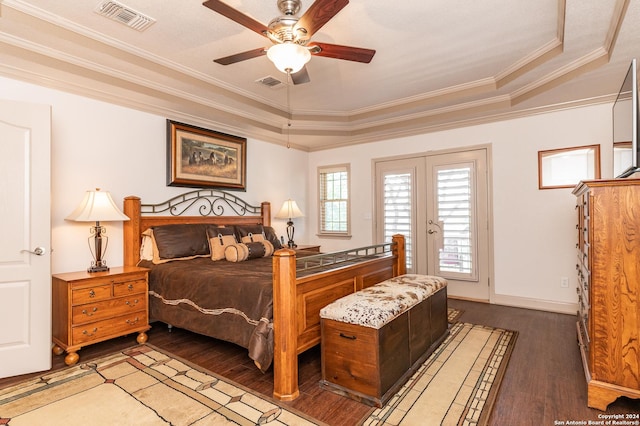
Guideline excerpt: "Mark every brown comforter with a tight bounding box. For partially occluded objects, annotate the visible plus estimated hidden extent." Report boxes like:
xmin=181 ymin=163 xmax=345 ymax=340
xmin=139 ymin=257 xmax=274 ymax=371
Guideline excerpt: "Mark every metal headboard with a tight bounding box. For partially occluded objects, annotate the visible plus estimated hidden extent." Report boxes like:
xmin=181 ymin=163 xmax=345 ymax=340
xmin=140 ymin=189 xmax=262 ymax=217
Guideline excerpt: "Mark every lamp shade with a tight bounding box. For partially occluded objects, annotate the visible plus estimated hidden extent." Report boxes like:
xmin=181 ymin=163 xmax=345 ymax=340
xmin=266 ymin=43 xmax=311 ymax=74
xmin=66 ymin=189 xmax=129 ymax=222
xmin=275 ymin=199 xmax=304 ymax=220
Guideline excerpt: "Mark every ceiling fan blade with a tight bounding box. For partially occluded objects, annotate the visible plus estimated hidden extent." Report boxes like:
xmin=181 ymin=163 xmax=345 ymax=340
xmin=214 ymin=47 xmax=266 ymax=65
xmin=309 ymin=42 xmax=376 ymax=63
xmin=291 ymin=66 xmax=311 ymax=85
xmin=203 ymin=0 xmax=269 ymax=37
xmin=295 ymin=0 xmax=349 ymax=38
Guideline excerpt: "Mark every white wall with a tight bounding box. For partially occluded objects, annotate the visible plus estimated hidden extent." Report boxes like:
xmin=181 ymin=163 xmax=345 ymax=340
xmin=0 ymin=76 xmax=307 ymax=274
xmin=307 ymin=104 xmax=613 ymax=313
xmin=1 ymin=75 xmax=615 ymax=313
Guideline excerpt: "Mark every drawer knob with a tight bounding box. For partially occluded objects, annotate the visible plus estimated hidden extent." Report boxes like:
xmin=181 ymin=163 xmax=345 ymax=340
xmin=127 ymin=284 xmax=134 ymax=291
xmin=88 ymin=289 xmax=95 ymax=298
xmin=82 ymin=307 xmax=98 ymax=316
xmin=82 ymin=327 xmax=98 ymax=336
xmin=125 ymin=299 xmax=139 ymax=307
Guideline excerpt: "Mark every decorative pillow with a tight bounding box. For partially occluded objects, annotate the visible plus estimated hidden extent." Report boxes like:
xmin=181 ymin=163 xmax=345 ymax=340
xmin=210 ymin=234 xmax=237 ymax=261
xmin=139 ymin=229 xmax=154 ymax=261
xmin=234 ymin=225 xmax=264 ymax=242
xmin=263 ymin=226 xmax=283 ymax=250
xmin=261 ymin=240 xmax=275 ymax=256
xmin=205 ymin=225 xmax=235 ymax=239
xmin=151 ymin=224 xmax=210 ymax=264
xmin=241 ymin=232 xmax=265 ymax=243
xmin=225 ymin=241 xmax=274 ymax=262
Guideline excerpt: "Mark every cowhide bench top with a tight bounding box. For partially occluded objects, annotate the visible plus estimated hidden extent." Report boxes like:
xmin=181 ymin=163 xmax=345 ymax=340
xmin=320 ymin=274 xmax=448 ymax=329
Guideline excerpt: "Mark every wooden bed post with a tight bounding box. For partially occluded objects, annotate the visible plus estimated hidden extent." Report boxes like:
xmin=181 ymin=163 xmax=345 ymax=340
xmin=272 ymin=248 xmax=299 ymax=401
xmin=123 ymin=196 xmax=141 ymax=267
xmin=261 ymin=201 xmax=271 ymax=227
xmin=392 ymin=234 xmax=407 ymax=276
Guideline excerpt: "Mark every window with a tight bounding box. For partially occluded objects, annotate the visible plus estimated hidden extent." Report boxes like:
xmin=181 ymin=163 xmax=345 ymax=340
xmin=538 ymin=145 xmax=600 ymax=189
xmin=318 ymin=164 xmax=350 ymax=236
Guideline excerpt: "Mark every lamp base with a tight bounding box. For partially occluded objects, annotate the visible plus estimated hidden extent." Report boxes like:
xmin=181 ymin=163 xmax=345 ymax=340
xmin=286 ymin=220 xmax=297 ymax=248
xmin=88 ymin=223 xmax=109 ymax=273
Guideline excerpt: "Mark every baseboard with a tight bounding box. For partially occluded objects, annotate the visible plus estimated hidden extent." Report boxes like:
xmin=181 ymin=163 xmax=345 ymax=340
xmin=490 ymin=293 xmax=578 ymax=315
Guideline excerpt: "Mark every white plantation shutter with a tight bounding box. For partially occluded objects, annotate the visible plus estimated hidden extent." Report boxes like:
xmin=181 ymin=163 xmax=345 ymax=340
xmin=383 ymin=172 xmax=413 ymax=271
xmin=318 ymin=164 xmax=350 ymax=235
xmin=435 ymin=165 xmax=476 ymax=279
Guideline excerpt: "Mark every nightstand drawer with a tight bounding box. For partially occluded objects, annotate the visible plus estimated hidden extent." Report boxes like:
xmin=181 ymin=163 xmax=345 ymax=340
xmin=113 ymin=278 xmax=147 ymax=296
xmin=72 ymin=312 xmax=146 ymax=345
xmin=71 ymin=284 xmax=112 ymax=304
xmin=72 ymin=295 xmax=147 ymax=324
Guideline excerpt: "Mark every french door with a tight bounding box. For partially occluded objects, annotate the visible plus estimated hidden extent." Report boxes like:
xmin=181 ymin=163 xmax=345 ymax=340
xmin=375 ymin=147 xmax=491 ymax=301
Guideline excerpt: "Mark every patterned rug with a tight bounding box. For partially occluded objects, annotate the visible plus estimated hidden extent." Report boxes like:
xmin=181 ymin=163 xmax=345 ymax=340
xmin=447 ymin=307 xmax=464 ymax=323
xmin=0 ymin=321 xmax=514 ymax=426
xmin=0 ymin=345 xmax=323 ymax=426
xmin=360 ymin=322 xmax=518 ymax=426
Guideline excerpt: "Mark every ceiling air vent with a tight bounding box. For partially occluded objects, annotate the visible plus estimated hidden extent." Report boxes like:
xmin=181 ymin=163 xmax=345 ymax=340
xmin=255 ymin=76 xmax=286 ymax=89
xmin=94 ymin=0 xmax=156 ymax=31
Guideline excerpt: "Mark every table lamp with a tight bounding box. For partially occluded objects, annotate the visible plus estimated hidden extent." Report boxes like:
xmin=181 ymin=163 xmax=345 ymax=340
xmin=275 ymin=199 xmax=304 ymax=248
xmin=66 ymin=188 xmax=129 ymax=272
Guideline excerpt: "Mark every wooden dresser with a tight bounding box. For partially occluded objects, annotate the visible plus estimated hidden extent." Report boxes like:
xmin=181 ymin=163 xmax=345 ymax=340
xmin=573 ymin=179 xmax=640 ymax=410
xmin=52 ymin=266 xmax=150 ymax=365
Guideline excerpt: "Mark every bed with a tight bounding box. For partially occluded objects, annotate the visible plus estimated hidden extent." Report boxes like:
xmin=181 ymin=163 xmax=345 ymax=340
xmin=123 ymin=189 xmax=406 ymax=401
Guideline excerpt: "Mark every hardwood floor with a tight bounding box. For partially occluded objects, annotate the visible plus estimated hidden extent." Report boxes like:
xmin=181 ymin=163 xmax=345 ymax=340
xmin=1 ymin=300 xmax=638 ymax=425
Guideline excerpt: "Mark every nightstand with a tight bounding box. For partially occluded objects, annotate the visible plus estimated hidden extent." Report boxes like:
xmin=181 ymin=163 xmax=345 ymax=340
xmin=294 ymin=244 xmax=321 ymax=253
xmin=52 ymin=266 xmax=150 ymax=365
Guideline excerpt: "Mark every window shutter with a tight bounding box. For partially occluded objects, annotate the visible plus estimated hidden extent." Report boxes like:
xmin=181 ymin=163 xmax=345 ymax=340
xmin=436 ymin=166 xmax=475 ymax=278
xmin=383 ymin=172 xmax=413 ymax=271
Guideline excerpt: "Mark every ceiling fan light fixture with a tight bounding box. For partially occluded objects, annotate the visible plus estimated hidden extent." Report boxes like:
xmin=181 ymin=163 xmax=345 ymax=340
xmin=267 ymin=43 xmax=311 ymax=74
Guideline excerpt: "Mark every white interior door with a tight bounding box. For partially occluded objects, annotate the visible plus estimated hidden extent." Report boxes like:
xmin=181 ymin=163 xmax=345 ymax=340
xmin=0 ymin=99 xmax=52 ymax=378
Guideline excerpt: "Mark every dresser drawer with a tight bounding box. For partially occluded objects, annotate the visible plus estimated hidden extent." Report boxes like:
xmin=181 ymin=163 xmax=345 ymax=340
xmin=71 ymin=284 xmax=112 ymax=304
xmin=71 ymin=295 xmax=147 ymax=325
xmin=113 ymin=277 xmax=147 ymax=296
xmin=72 ymin=312 xmax=147 ymax=345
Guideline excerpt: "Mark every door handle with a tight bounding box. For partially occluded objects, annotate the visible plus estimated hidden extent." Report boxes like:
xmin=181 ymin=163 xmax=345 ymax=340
xmin=21 ymin=247 xmax=46 ymax=256
xmin=428 ymin=229 xmax=437 ymax=234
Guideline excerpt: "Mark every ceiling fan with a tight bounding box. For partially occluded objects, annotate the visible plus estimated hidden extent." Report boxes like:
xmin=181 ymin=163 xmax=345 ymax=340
xmin=203 ymin=0 xmax=376 ymax=84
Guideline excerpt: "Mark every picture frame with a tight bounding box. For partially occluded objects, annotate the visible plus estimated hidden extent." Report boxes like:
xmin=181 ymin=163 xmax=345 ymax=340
xmin=167 ymin=120 xmax=247 ymax=190
xmin=538 ymin=144 xmax=600 ymax=189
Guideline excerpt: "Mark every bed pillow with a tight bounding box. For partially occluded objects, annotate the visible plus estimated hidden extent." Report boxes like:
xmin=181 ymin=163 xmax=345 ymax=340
xmin=241 ymin=232 xmax=264 ymax=243
xmin=263 ymin=226 xmax=283 ymax=250
xmin=205 ymin=225 xmax=235 ymax=239
xmin=234 ymin=225 xmax=264 ymax=241
xmin=151 ymin=223 xmax=210 ymax=264
xmin=210 ymin=234 xmax=237 ymax=261
xmin=139 ymin=229 xmax=155 ymax=262
xmin=225 ymin=241 xmax=274 ymax=262
xmin=236 ymin=224 xmax=283 ymax=250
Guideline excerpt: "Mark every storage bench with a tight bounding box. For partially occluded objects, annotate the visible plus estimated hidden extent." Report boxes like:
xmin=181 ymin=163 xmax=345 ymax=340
xmin=319 ymin=274 xmax=448 ymax=407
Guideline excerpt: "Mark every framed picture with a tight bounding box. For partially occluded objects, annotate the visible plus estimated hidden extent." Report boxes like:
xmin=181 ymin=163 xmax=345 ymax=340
xmin=538 ymin=144 xmax=600 ymax=189
xmin=167 ymin=120 xmax=247 ymax=190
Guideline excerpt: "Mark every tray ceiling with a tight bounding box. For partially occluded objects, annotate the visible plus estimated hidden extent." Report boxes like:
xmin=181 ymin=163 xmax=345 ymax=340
xmin=0 ymin=0 xmax=638 ymax=150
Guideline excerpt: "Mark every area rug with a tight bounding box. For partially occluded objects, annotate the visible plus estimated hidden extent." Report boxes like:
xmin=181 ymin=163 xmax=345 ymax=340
xmin=360 ymin=322 xmax=517 ymax=426
xmin=0 ymin=345 xmax=323 ymax=426
xmin=447 ymin=307 xmax=463 ymax=323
